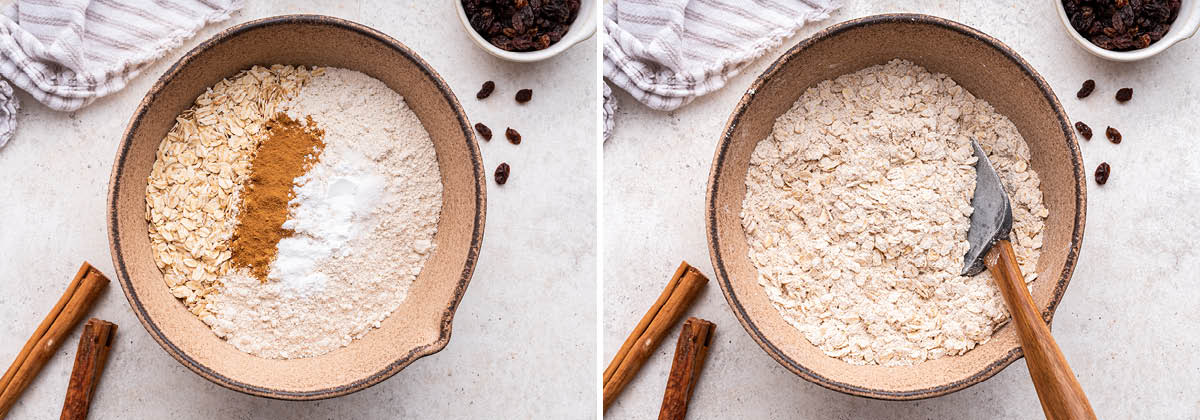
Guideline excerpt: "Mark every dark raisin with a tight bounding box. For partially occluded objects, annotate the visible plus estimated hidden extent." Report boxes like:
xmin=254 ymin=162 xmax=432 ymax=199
xmin=1077 ymin=79 xmax=1095 ymax=98
xmin=1106 ymin=126 xmax=1122 ymax=144
xmin=1094 ymin=162 xmax=1110 ymax=185
xmin=515 ymin=88 xmax=533 ymax=103
xmin=476 ymin=81 xmax=495 ymax=99
xmin=463 ymin=0 xmax=581 ymax=52
xmin=494 ymin=162 xmax=510 ymax=185
xmin=1075 ymin=121 xmax=1093 ymax=140
xmin=474 ymin=122 xmax=492 ymax=141
xmin=1134 ymin=34 xmax=1152 ymax=49
xmin=1064 ymin=0 xmax=1180 ymax=51
xmin=1115 ymin=87 xmax=1133 ymax=102
xmin=505 ymin=127 xmax=521 ymax=145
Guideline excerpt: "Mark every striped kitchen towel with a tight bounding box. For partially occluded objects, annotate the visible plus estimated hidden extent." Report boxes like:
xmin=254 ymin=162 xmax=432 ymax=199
xmin=0 ymin=0 xmax=243 ymax=148
xmin=602 ymin=82 xmax=617 ymax=141
xmin=602 ymin=0 xmax=839 ymax=140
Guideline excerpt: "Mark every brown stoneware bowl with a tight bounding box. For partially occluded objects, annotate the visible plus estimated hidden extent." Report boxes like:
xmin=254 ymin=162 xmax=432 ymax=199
xmin=706 ymin=14 xmax=1086 ymax=400
xmin=107 ymin=15 xmax=485 ymax=400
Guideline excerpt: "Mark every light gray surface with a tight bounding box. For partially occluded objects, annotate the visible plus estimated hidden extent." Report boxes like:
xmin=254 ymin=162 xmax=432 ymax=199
xmin=604 ymin=2 xmax=1200 ymax=419
xmin=0 ymin=2 xmax=596 ymax=419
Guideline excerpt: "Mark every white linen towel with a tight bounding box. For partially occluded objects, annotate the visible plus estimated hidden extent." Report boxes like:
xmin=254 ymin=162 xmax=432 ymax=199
xmin=602 ymin=0 xmax=839 ymax=140
xmin=0 ymin=0 xmax=243 ymax=148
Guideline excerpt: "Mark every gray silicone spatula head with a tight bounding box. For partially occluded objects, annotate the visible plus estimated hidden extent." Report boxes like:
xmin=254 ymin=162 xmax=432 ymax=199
xmin=962 ymin=137 xmax=1013 ymax=276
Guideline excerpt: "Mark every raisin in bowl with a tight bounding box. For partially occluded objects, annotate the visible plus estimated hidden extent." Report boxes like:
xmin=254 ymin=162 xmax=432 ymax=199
xmin=1056 ymin=0 xmax=1200 ymax=61
xmin=456 ymin=0 xmax=597 ymax=62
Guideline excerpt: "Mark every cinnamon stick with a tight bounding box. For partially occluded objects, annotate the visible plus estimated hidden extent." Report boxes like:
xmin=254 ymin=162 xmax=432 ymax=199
xmin=603 ymin=261 xmax=708 ymax=411
xmin=658 ymin=318 xmax=715 ymax=420
xmin=60 ymin=319 xmax=116 ymax=420
xmin=0 ymin=263 xmax=109 ymax=418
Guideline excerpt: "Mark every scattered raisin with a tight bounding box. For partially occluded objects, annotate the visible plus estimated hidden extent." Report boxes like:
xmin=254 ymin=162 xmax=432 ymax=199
xmin=476 ymin=81 xmax=495 ymax=99
xmin=1063 ymin=0 xmax=1180 ymax=51
xmin=462 ymin=0 xmax=581 ymax=52
xmin=1094 ymin=162 xmax=1110 ymax=185
xmin=1105 ymin=126 xmax=1122 ymax=144
xmin=494 ymin=162 xmax=510 ymax=184
xmin=1077 ymin=79 xmax=1095 ymax=98
xmin=515 ymin=89 xmax=533 ymax=103
xmin=1115 ymin=87 xmax=1133 ymax=102
xmin=474 ymin=122 xmax=492 ymax=140
xmin=505 ymin=127 xmax=521 ymax=145
xmin=1075 ymin=121 xmax=1093 ymax=140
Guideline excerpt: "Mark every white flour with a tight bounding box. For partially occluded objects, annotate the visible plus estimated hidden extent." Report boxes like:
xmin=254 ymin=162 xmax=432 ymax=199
xmin=741 ymin=60 xmax=1048 ymax=366
xmin=208 ymin=68 xmax=443 ymax=359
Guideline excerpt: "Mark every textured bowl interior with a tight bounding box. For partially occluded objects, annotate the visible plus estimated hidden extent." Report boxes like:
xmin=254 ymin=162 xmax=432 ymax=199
xmin=107 ymin=15 xmax=485 ymax=400
xmin=706 ymin=14 xmax=1086 ymax=400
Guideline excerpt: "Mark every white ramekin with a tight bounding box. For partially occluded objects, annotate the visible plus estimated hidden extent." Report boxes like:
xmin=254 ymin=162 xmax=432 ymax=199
xmin=1056 ymin=0 xmax=1200 ymax=61
xmin=456 ymin=1 xmax=597 ymax=63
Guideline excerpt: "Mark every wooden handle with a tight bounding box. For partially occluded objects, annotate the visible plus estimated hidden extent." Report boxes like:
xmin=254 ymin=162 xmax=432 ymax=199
xmin=985 ymin=239 xmax=1095 ymax=420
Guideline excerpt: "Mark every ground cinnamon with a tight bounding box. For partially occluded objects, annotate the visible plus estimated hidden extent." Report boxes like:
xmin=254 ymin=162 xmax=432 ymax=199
xmin=231 ymin=113 xmax=324 ymax=281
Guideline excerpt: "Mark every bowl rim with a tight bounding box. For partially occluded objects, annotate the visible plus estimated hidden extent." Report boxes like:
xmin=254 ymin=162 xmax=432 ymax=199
xmin=705 ymin=13 xmax=1087 ymax=400
xmin=1054 ymin=0 xmax=1200 ymax=62
xmin=106 ymin=14 xmax=486 ymax=400
xmin=453 ymin=0 xmax=597 ymax=62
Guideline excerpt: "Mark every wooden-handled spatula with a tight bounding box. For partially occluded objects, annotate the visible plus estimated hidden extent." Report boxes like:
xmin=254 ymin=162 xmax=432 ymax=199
xmin=964 ymin=138 xmax=1096 ymax=420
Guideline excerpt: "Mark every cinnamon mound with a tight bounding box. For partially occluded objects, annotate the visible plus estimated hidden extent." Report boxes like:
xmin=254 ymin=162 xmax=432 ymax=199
xmin=231 ymin=113 xmax=324 ymax=281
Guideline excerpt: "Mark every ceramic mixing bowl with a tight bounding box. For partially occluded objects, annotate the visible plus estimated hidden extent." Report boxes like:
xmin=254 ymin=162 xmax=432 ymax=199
xmin=706 ymin=14 xmax=1087 ymax=400
xmin=107 ymin=15 xmax=485 ymax=400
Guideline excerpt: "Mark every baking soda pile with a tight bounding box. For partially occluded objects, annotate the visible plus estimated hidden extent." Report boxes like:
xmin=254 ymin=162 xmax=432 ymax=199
xmin=741 ymin=60 xmax=1048 ymax=366
xmin=146 ymin=66 xmax=442 ymax=359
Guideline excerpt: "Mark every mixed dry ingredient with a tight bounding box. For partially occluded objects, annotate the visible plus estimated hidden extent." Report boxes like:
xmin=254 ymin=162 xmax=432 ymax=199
xmin=741 ymin=60 xmax=1049 ymax=366
xmin=146 ymin=65 xmax=442 ymax=359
